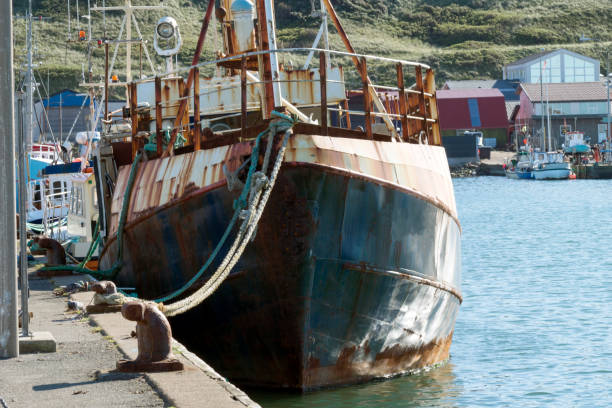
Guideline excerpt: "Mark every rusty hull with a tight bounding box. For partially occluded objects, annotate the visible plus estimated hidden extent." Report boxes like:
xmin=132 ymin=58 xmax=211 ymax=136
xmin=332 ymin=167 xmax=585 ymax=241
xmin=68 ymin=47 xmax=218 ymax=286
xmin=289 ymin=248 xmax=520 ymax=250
xmin=100 ymin=133 xmax=461 ymax=390
xmin=107 ymin=133 xmax=457 ymax=235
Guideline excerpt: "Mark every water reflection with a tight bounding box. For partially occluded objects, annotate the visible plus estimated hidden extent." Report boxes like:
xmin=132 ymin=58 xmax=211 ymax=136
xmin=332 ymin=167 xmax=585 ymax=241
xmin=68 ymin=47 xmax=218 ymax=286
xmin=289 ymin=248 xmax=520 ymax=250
xmin=252 ymin=361 xmax=463 ymax=408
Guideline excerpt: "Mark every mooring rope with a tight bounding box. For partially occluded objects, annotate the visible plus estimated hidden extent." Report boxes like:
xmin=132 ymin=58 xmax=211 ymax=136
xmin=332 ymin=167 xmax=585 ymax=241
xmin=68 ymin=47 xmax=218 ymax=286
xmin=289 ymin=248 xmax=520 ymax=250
xmin=160 ymin=120 xmax=294 ymax=316
xmin=155 ymin=111 xmax=296 ymax=316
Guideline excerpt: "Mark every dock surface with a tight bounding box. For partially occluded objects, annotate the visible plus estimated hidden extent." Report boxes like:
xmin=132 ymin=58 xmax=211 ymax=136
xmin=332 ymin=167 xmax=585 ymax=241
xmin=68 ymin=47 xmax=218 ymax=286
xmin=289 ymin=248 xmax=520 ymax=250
xmin=0 ymin=267 xmax=260 ymax=408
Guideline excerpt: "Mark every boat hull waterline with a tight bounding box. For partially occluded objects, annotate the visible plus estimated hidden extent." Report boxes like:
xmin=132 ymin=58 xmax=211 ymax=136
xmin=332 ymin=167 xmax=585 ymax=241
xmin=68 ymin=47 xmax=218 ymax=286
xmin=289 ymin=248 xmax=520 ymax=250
xmin=505 ymin=169 xmax=532 ymax=179
xmin=532 ymin=167 xmax=571 ymax=180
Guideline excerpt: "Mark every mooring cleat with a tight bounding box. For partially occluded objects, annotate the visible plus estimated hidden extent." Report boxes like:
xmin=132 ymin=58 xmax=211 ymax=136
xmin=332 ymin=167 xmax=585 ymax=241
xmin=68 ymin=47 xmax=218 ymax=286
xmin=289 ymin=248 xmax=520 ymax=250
xmin=117 ymin=301 xmax=183 ymax=372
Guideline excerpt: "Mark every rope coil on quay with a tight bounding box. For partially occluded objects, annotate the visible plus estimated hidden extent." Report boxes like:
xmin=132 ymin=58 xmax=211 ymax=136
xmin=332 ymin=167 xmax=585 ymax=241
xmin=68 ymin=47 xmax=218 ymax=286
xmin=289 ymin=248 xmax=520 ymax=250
xmin=38 ymin=111 xmax=297 ymax=317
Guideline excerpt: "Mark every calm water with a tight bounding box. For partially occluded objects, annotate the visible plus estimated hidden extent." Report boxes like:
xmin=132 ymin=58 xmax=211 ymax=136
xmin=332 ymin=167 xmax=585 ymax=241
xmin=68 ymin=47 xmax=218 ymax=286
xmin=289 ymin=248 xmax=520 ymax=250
xmin=254 ymin=177 xmax=612 ymax=407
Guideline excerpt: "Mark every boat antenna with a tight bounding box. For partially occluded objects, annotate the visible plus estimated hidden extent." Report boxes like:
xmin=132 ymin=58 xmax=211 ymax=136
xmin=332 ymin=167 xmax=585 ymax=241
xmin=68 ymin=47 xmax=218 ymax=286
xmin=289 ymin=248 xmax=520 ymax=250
xmin=33 ymin=71 xmax=58 ymax=145
xmin=67 ymin=0 xmax=71 ymax=40
xmin=26 ymin=0 xmax=33 ymax=147
xmin=102 ymin=0 xmax=106 ymax=38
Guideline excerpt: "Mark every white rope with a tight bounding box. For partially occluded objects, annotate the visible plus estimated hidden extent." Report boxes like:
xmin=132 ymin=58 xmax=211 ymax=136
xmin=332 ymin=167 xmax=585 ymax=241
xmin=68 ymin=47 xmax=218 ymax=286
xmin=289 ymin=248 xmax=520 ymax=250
xmin=161 ymin=129 xmax=292 ymax=317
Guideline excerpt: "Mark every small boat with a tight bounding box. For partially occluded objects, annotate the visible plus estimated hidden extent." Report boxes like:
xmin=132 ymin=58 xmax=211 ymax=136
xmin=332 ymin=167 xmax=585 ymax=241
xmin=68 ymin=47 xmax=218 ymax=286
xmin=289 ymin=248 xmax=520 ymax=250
xmin=531 ymin=152 xmax=571 ymax=180
xmin=505 ymin=166 xmax=532 ymax=179
xmin=505 ymin=151 xmax=533 ymax=179
xmin=22 ymin=143 xmax=68 ymax=227
xmin=563 ymin=131 xmax=590 ymax=154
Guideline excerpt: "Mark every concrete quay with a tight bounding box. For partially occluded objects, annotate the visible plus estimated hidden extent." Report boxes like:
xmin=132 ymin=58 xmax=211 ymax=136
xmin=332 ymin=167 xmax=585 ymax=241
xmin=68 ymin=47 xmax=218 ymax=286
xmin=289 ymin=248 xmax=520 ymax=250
xmin=450 ymin=151 xmax=510 ymax=177
xmin=0 ymin=268 xmax=261 ymax=408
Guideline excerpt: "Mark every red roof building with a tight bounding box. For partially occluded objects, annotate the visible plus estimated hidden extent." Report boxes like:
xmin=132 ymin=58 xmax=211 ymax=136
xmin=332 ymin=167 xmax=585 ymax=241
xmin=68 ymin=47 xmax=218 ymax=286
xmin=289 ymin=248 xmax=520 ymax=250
xmin=436 ymin=88 xmax=510 ymax=147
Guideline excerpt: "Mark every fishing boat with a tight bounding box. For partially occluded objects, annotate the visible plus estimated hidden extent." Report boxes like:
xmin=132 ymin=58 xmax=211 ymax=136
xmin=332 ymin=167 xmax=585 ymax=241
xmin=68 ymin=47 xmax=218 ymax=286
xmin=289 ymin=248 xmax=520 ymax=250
xmin=505 ymin=150 xmax=533 ymax=179
xmin=95 ymin=0 xmax=461 ymax=390
xmin=531 ymin=152 xmax=572 ymax=180
xmin=20 ymin=143 xmax=71 ymax=240
xmin=563 ymin=131 xmax=590 ymax=154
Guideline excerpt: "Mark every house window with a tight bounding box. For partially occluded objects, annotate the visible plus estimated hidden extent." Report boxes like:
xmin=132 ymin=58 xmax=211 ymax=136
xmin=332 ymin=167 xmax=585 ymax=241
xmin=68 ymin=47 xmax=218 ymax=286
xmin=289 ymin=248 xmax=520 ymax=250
xmin=560 ymin=124 xmax=571 ymax=138
xmin=551 ymin=55 xmax=561 ymax=83
xmin=563 ymin=55 xmax=596 ymax=82
xmin=530 ymin=65 xmax=541 ymax=83
xmin=598 ymin=124 xmax=609 ymax=143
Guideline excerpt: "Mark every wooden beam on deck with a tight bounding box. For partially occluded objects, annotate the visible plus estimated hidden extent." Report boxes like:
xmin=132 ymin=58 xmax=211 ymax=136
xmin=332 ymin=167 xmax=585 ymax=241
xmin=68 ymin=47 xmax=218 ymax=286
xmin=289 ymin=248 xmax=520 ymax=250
xmin=193 ymin=67 xmax=201 ymax=150
xmin=360 ymin=57 xmax=372 ymax=140
xmin=155 ymin=77 xmax=163 ymax=156
xmin=320 ymin=52 xmax=328 ymax=136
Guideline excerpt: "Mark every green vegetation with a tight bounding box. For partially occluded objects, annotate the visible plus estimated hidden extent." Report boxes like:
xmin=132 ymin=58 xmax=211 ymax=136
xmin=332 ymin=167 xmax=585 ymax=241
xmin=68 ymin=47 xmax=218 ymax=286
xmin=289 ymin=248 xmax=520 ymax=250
xmin=12 ymin=0 xmax=612 ymax=96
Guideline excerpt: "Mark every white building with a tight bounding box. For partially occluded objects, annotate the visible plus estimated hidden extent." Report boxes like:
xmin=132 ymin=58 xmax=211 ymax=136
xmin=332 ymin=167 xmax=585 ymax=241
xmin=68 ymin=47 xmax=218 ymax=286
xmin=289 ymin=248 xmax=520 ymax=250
xmin=503 ymin=49 xmax=600 ymax=84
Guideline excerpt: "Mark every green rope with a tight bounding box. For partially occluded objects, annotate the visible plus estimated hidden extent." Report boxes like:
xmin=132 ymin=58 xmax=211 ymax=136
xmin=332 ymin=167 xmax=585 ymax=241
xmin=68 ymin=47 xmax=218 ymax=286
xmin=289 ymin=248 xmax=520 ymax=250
xmin=39 ymin=152 xmax=143 ymax=280
xmin=144 ymin=129 xmax=186 ymax=152
xmin=76 ymin=219 xmax=100 ymax=269
xmin=153 ymin=111 xmax=296 ymax=303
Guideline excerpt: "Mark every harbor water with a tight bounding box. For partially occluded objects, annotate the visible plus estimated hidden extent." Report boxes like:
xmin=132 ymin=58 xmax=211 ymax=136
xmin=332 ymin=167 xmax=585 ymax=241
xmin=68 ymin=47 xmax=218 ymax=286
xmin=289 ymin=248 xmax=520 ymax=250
xmin=253 ymin=176 xmax=612 ymax=407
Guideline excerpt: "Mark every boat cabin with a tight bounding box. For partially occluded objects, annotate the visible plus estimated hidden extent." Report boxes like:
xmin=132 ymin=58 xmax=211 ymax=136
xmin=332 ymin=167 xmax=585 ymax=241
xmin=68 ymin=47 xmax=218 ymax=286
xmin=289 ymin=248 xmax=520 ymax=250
xmin=67 ymin=172 xmax=99 ymax=258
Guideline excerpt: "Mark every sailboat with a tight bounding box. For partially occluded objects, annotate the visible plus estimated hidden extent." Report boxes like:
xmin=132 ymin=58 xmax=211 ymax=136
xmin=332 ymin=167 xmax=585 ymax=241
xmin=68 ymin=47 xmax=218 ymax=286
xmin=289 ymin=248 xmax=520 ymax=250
xmin=530 ymin=85 xmax=571 ymax=180
xmin=94 ymin=0 xmax=462 ymax=390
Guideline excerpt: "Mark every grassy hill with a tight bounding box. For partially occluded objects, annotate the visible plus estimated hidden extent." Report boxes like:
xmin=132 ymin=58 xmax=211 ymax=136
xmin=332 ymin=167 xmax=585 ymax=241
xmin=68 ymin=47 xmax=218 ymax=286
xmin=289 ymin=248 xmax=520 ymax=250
xmin=12 ymin=0 xmax=612 ymax=97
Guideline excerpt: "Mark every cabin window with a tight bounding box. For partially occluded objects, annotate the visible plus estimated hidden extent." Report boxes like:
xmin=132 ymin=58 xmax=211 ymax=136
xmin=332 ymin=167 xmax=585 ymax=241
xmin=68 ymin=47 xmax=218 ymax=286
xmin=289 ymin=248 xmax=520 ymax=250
xmin=52 ymin=181 xmax=62 ymax=195
xmin=70 ymin=186 xmax=84 ymax=216
xmin=92 ymin=188 xmax=98 ymax=210
xmin=33 ymin=183 xmax=42 ymax=210
xmin=76 ymin=186 xmax=84 ymax=216
xmin=70 ymin=186 xmax=75 ymax=213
